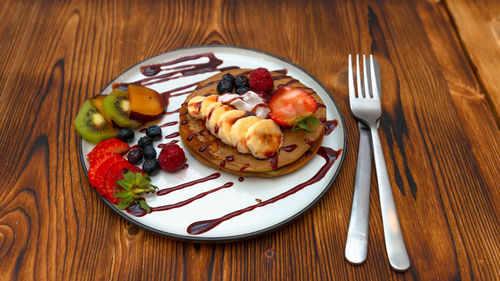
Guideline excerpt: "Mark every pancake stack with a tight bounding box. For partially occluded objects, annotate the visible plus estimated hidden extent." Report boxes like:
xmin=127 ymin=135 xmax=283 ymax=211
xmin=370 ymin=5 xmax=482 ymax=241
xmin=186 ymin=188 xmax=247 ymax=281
xmin=179 ymin=69 xmax=326 ymax=177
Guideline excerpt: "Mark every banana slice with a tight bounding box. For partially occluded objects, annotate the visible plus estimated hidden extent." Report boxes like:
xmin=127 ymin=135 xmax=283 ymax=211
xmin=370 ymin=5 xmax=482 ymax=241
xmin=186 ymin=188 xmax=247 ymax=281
xmin=246 ymin=119 xmax=283 ymax=159
xmin=207 ymin=105 xmax=232 ymax=134
xmin=199 ymin=95 xmax=219 ymax=117
xmin=230 ymin=116 xmax=261 ymax=154
xmin=187 ymin=96 xmax=205 ymax=118
xmin=217 ymin=110 xmax=246 ymax=145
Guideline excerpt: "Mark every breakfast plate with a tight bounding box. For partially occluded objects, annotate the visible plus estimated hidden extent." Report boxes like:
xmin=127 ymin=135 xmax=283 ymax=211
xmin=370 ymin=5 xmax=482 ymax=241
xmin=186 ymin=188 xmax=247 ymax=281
xmin=78 ymin=45 xmax=346 ymax=241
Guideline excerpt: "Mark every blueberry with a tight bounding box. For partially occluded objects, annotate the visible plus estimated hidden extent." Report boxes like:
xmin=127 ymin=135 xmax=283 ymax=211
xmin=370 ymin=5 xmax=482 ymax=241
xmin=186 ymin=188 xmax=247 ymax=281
xmin=142 ymin=145 xmax=157 ymax=159
xmin=235 ymin=86 xmax=250 ymax=95
xmin=221 ymin=73 xmax=235 ymax=83
xmin=234 ymin=75 xmax=249 ymax=88
xmin=217 ymin=80 xmax=234 ymax=94
xmin=117 ymin=128 xmax=134 ymax=142
xmin=138 ymin=136 xmax=153 ymax=148
xmin=146 ymin=125 xmax=162 ymax=140
xmin=127 ymin=149 xmax=143 ymax=164
xmin=142 ymin=159 xmax=160 ymax=174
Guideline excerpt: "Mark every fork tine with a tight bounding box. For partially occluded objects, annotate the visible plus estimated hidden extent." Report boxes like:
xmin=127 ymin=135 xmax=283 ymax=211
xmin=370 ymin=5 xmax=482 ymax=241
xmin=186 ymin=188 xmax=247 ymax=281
xmin=348 ymin=54 xmax=355 ymax=101
xmin=356 ymin=55 xmax=363 ymax=98
xmin=370 ymin=55 xmax=380 ymax=99
xmin=363 ymin=54 xmax=370 ymax=98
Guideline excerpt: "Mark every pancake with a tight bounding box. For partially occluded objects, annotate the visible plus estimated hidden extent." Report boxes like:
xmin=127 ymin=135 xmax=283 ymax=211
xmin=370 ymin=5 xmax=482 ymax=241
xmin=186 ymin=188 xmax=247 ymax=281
xmin=179 ymin=69 xmax=326 ymax=177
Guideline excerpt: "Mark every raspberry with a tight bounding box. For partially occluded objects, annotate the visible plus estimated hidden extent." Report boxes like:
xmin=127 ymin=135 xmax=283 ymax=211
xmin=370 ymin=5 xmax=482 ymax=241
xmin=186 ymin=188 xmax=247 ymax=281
xmin=158 ymin=144 xmax=187 ymax=173
xmin=249 ymin=68 xmax=273 ymax=93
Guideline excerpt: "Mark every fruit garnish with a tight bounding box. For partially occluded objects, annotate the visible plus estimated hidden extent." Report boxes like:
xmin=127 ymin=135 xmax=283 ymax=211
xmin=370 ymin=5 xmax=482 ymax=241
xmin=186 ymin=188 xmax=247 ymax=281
xmin=102 ymin=164 xmax=137 ymax=204
xmin=103 ymin=89 xmax=141 ymax=128
xmin=87 ymin=138 xmax=130 ymax=166
xmin=128 ymin=84 xmax=166 ymax=122
xmin=268 ymin=86 xmax=319 ymax=132
xmin=158 ymin=143 xmax=187 ymax=173
xmin=93 ymin=155 xmax=129 ymax=191
xmin=87 ymin=152 xmax=123 ymax=188
xmin=249 ymin=68 xmax=273 ymax=93
xmin=113 ymin=170 xmax=158 ymax=212
xmin=73 ymin=100 xmax=118 ymax=143
xmin=89 ymin=95 xmax=112 ymax=124
xmin=117 ymin=127 xmax=135 ymax=142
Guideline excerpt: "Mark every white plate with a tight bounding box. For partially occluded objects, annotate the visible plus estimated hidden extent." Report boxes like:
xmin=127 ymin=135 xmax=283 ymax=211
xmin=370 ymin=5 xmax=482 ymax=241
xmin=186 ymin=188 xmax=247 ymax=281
xmin=79 ymin=46 xmax=346 ymax=241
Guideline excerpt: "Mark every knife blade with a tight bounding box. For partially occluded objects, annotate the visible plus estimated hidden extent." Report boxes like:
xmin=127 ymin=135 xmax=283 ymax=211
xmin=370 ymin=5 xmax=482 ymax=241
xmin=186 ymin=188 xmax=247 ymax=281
xmin=345 ymin=57 xmax=381 ymax=264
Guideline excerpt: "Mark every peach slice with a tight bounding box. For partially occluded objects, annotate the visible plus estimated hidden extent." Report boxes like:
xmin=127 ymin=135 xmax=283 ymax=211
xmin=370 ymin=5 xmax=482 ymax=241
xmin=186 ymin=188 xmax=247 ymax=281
xmin=89 ymin=95 xmax=112 ymax=123
xmin=128 ymin=84 xmax=166 ymax=122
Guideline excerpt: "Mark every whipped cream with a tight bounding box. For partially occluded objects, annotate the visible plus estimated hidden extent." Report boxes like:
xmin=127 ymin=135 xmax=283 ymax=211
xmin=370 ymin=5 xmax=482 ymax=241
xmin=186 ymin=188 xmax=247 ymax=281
xmin=218 ymin=91 xmax=270 ymax=119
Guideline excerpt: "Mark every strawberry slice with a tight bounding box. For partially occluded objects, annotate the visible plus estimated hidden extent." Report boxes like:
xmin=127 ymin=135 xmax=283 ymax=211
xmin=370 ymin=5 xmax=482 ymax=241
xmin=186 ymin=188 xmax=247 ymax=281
xmin=87 ymin=138 xmax=130 ymax=166
xmin=87 ymin=152 xmax=118 ymax=188
xmin=101 ymin=162 xmax=136 ymax=204
xmin=269 ymin=86 xmax=319 ymax=131
xmin=93 ymin=155 xmax=129 ymax=192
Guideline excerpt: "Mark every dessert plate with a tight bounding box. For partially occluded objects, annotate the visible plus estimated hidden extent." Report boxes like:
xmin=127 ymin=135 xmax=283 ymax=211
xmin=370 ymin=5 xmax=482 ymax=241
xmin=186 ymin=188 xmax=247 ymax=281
xmin=79 ymin=45 xmax=346 ymax=241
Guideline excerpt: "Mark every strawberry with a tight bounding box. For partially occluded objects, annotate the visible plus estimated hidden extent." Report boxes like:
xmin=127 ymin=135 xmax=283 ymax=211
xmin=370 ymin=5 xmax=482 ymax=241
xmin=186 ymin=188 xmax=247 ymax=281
xmin=87 ymin=138 xmax=130 ymax=166
xmin=112 ymin=169 xmax=158 ymax=212
xmin=93 ymin=155 xmax=129 ymax=191
xmin=158 ymin=143 xmax=186 ymax=173
xmin=101 ymin=163 xmax=136 ymax=204
xmin=87 ymin=152 xmax=120 ymax=188
xmin=268 ymin=86 xmax=319 ymax=132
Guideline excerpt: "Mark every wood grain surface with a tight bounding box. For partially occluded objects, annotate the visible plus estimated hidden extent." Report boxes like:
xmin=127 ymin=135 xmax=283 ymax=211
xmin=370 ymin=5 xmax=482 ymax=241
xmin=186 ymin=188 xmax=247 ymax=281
xmin=0 ymin=0 xmax=498 ymax=280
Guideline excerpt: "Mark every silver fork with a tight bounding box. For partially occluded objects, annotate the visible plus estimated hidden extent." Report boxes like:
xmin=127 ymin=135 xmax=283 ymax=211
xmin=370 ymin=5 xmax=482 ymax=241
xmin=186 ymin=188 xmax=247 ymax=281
xmin=348 ymin=54 xmax=410 ymax=271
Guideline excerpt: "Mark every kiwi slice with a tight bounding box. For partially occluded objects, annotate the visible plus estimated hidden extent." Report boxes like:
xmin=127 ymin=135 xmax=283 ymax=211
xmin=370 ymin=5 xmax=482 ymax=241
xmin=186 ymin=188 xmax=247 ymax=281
xmin=102 ymin=89 xmax=141 ymax=128
xmin=74 ymin=100 xmax=118 ymax=143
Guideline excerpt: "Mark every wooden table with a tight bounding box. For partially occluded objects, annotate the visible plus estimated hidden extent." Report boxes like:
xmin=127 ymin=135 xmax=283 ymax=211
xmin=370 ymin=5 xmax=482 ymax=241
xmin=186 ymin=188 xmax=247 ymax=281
xmin=1 ymin=0 xmax=498 ymax=280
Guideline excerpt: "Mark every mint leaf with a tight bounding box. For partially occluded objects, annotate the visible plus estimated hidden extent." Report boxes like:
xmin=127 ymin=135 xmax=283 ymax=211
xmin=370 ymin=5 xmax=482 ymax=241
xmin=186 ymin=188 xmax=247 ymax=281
xmin=292 ymin=116 xmax=319 ymax=133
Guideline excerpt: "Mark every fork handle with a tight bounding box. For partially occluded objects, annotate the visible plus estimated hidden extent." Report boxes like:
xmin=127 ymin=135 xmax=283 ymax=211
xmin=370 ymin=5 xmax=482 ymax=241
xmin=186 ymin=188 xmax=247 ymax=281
xmin=370 ymin=127 xmax=410 ymax=271
xmin=345 ymin=124 xmax=372 ymax=264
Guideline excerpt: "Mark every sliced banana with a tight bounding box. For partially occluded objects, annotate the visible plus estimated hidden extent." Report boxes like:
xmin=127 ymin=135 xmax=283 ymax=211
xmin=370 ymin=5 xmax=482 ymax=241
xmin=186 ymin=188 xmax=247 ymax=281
xmin=199 ymin=95 xmax=219 ymax=117
xmin=246 ymin=119 xmax=283 ymax=159
xmin=230 ymin=116 xmax=261 ymax=154
xmin=207 ymin=105 xmax=232 ymax=134
xmin=217 ymin=110 xmax=246 ymax=145
xmin=187 ymin=96 xmax=206 ymax=118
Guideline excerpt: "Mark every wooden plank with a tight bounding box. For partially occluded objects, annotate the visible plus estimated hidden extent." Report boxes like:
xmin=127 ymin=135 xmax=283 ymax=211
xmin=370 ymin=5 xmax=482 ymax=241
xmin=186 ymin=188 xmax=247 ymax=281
xmin=444 ymin=0 xmax=500 ymax=119
xmin=0 ymin=0 xmax=498 ymax=280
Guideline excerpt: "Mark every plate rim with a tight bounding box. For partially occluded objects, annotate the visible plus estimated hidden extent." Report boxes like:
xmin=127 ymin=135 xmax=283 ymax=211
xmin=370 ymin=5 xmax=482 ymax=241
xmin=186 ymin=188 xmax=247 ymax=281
xmin=77 ymin=44 xmax=347 ymax=242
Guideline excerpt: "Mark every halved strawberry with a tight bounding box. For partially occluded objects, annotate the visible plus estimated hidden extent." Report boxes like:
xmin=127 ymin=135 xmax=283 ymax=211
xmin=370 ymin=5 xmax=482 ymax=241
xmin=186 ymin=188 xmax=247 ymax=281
xmin=101 ymin=162 xmax=136 ymax=204
xmin=93 ymin=155 xmax=129 ymax=192
xmin=268 ymin=86 xmax=319 ymax=132
xmin=87 ymin=152 xmax=118 ymax=188
xmin=87 ymin=138 xmax=130 ymax=166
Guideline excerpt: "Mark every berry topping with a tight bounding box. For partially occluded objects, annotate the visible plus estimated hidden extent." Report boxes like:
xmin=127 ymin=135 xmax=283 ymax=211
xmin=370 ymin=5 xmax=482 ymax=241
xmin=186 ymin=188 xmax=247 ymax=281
xmin=112 ymin=170 xmax=158 ymax=213
xmin=101 ymin=163 xmax=136 ymax=204
xmin=142 ymin=145 xmax=157 ymax=159
xmin=217 ymin=79 xmax=234 ymax=94
xmin=87 ymin=152 xmax=123 ymax=188
xmin=268 ymin=86 xmax=319 ymax=132
xmin=87 ymin=138 xmax=130 ymax=166
xmin=249 ymin=68 xmax=273 ymax=93
xmin=117 ymin=127 xmax=135 ymax=142
xmin=138 ymin=136 xmax=153 ymax=148
xmin=234 ymin=75 xmax=249 ymax=88
xmin=235 ymin=86 xmax=250 ymax=95
xmin=127 ymin=149 xmax=143 ymax=164
xmin=221 ymin=73 xmax=235 ymax=83
xmin=145 ymin=125 xmax=162 ymax=140
xmin=142 ymin=159 xmax=160 ymax=174
xmin=158 ymin=143 xmax=187 ymax=173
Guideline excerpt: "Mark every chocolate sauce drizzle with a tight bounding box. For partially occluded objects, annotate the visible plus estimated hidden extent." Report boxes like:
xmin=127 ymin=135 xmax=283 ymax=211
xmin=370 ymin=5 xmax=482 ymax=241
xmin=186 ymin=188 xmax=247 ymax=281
xmin=186 ymin=147 xmax=342 ymax=235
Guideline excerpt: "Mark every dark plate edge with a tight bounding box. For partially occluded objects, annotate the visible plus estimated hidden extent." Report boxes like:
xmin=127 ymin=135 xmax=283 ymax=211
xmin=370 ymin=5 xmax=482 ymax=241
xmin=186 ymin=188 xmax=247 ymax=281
xmin=77 ymin=44 xmax=348 ymax=242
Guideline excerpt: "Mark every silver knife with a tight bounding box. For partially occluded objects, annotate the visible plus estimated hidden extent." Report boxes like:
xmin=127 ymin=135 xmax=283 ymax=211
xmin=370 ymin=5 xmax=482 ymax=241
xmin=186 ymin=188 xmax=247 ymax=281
xmin=345 ymin=58 xmax=381 ymax=264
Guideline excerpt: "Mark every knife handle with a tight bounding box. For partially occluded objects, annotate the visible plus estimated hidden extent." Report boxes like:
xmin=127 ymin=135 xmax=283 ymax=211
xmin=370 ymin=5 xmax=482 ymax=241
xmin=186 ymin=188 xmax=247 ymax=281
xmin=345 ymin=124 xmax=372 ymax=264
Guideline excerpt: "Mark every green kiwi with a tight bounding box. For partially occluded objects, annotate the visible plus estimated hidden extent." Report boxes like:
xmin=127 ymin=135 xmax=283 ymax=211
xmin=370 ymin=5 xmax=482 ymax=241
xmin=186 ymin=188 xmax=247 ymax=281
xmin=74 ymin=100 xmax=118 ymax=143
xmin=102 ymin=89 xmax=141 ymax=128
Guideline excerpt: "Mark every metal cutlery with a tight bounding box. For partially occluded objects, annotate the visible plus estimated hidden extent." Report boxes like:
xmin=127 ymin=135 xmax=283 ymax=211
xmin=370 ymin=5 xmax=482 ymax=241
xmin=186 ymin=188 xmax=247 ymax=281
xmin=344 ymin=57 xmax=380 ymax=265
xmin=347 ymin=54 xmax=410 ymax=271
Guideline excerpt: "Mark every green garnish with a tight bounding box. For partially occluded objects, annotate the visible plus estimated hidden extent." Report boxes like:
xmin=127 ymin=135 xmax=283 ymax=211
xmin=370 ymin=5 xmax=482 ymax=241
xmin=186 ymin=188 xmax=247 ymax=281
xmin=113 ymin=171 xmax=158 ymax=213
xmin=292 ymin=116 xmax=319 ymax=133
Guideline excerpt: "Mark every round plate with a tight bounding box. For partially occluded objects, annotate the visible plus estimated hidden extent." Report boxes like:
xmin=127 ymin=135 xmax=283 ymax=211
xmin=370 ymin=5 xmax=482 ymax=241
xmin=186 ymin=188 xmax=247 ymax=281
xmin=79 ymin=45 xmax=346 ymax=241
